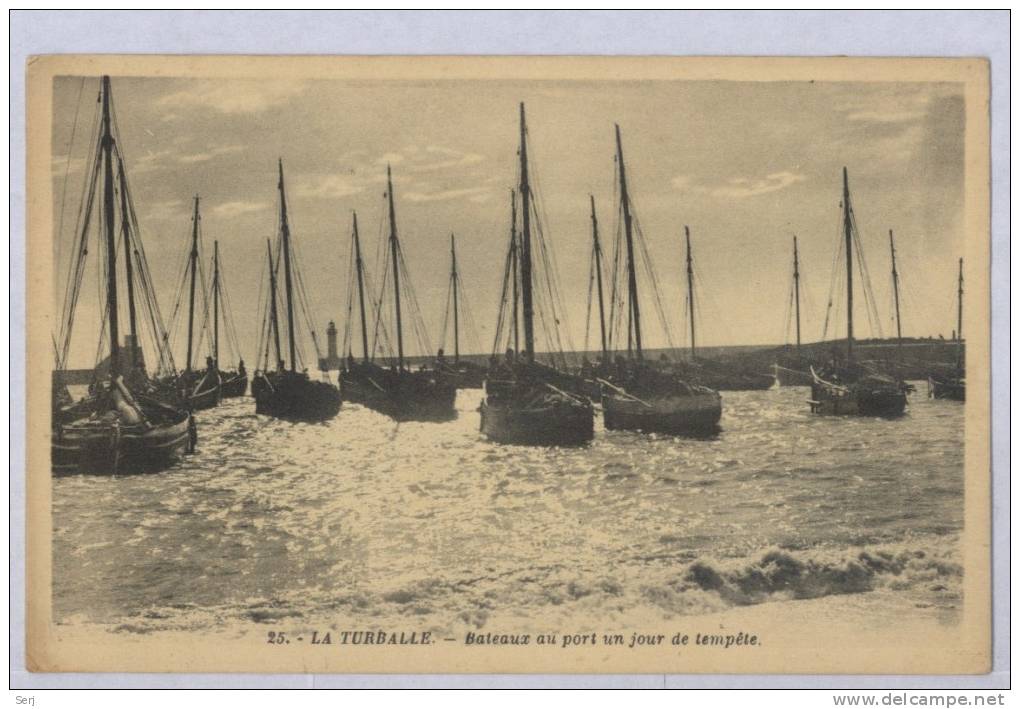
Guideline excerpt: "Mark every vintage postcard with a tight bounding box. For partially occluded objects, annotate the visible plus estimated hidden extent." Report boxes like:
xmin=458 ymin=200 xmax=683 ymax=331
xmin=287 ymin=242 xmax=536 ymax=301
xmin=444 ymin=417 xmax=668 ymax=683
xmin=26 ymin=55 xmax=990 ymax=674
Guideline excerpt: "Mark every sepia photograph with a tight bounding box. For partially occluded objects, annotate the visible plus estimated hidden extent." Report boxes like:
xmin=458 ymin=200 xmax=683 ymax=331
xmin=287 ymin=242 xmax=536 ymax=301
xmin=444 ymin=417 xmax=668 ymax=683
xmin=23 ymin=52 xmax=992 ymax=676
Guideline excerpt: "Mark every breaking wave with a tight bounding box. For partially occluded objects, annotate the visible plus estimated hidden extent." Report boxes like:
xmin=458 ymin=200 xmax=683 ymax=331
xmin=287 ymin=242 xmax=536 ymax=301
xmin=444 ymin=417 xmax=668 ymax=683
xmin=648 ymin=544 xmax=962 ymax=614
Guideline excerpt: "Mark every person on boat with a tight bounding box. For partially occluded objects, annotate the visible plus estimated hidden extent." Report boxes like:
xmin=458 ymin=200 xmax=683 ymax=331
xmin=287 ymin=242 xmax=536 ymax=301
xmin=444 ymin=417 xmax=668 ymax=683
xmin=237 ymin=358 xmax=246 ymax=377
xmin=505 ymin=348 xmax=522 ymax=378
xmin=614 ymin=355 xmax=629 ymax=383
xmin=580 ymin=356 xmax=593 ymax=380
xmin=489 ymin=349 xmax=516 ymax=382
xmin=828 ymin=346 xmax=843 ymax=372
xmin=437 ymin=348 xmax=447 ymax=369
xmin=197 ymin=355 xmax=220 ymax=390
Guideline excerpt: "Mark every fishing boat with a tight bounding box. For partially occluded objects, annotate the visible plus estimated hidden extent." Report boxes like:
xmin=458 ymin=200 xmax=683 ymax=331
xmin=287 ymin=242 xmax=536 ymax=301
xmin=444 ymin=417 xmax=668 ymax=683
xmin=880 ymin=229 xmax=917 ymax=392
xmin=340 ymin=170 xmax=457 ymax=421
xmin=578 ymin=194 xmax=612 ymax=401
xmin=677 ymin=227 xmax=774 ymax=391
xmin=772 ymin=236 xmax=815 ymax=386
xmin=159 ymin=196 xmax=221 ymax=410
xmin=928 ymin=258 xmax=966 ymax=401
xmin=598 ymin=125 xmax=721 ymax=434
xmin=480 ymin=103 xmax=594 ymax=445
xmin=210 ymin=241 xmax=248 ymax=397
xmin=251 ymin=161 xmax=341 ymax=421
xmin=809 ymin=168 xmax=906 ymax=417
xmin=52 ymin=76 xmax=195 ymax=475
xmin=436 ymin=234 xmax=486 ymax=389
xmin=929 ymin=367 xmax=965 ymax=401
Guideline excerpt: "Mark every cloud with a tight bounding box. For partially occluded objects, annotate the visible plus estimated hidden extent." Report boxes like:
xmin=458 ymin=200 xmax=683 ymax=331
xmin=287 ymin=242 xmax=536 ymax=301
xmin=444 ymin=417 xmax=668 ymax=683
xmin=286 ymin=146 xmax=487 ymax=204
xmin=865 ymin=124 xmax=924 ymax=164
xmin=155 ymin=81 xmax=306 ymax=115
xmin=211 ymin=200 xmax=270 ymax=218
xmin=293 ymin=173 xmax=367 ymax=199
xmin=339 ymin=146 xmax=485 ymax=174
xmin=403 ymin=186 xmax=491 ymax=203
xmin=833 ymin=85 xmax=937 ymax=126
xmin=376 ymin=152 xmax=405 ymax=166
xmin=178 ymin=145 xmax=244 ymax=164
xmin=712 ymin=171 xmax=806 ymax=198
xmin=406 ymin=146 xmax=484 ymax=173
xmin=671 ymin=171 xmax=806 ymax=199
xmin=846 ymin=109 xmax=925 ymax=124
xmin=670 ymin=175 xmax=694 ymax=191
xmin=141 ymin=199 xmax=187 ymax=223
xmin=131 ymin=149 xmax=175 ymax=174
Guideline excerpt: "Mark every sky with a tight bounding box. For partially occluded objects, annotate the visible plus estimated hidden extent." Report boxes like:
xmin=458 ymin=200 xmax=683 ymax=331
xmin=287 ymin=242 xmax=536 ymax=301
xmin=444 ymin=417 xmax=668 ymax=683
xmin=51 ymin=75 xmax=966 ymax=369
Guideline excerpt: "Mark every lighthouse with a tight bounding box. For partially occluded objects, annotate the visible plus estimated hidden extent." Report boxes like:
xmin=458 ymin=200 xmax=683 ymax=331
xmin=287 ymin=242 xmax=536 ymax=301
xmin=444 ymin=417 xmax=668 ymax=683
xmin=327 ymin=321 xmax=338 ymax=360
xmin=319 ymin=320 xmax=342 ymax=371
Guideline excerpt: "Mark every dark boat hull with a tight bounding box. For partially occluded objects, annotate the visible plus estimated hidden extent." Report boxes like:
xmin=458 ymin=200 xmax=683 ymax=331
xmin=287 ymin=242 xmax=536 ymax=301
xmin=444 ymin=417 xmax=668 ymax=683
xmin=52 ymin=413 xmax=195 ymax=476
xmin=157 ymin=372 xmax=221 ymax=411
xmin=188 ymin=382 xmax=221 ymax=410
xmin=220 ymin=372 xmax=248 ymax=398
xmin=602 ymin=391 xmax=722 ymax=435
xmin=928 ymin=376 xmax=965 ymax=401
xmin=479 ymin=397 xmax=593 ymax=446
xmin=343 ymin=371 xmax=457 ymax=422
xmin=252 ymin=372 xmax=341 ymax=421
xmin=809 ymin=370 xmax=907 ymax=417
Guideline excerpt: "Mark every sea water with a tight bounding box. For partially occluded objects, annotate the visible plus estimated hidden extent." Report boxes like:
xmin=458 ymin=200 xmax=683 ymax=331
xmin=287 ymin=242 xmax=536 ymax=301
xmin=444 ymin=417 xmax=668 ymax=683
xmin=52 ymin=384 xmax=964 ymax=635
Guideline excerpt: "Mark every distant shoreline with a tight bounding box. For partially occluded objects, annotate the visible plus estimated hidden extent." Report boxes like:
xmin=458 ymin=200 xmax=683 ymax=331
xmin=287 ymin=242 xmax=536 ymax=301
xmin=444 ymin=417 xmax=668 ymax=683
xmin=55 ymin=336 xmax=965 ymax=381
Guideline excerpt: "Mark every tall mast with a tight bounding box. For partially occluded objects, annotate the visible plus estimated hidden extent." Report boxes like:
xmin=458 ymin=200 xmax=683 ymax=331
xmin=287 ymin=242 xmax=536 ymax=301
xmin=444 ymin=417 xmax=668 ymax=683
xmin=615 ymin=124 xmax=642 ymax=360
xmin=117 ymin=156 xmax=138 ymax=370
xmin=386 ymin=165 xmax=405 ymax=370
xmin=956 ymin=257 xmax=964 ymax=368
xmin=450 ymin=233 xmax=460 ymax=363
xmin=352 ymin=212 xmax=370 ymax=362
xmin=518 ymin=103 xmax=535 ymax=363
xmin=793 ymin=235 xmax=801 ymax=352
xmin=278 ymin=160 xmax=297 ymax=372
xmin=843 ymin=166 xmax=854 ymax=363
xmin=685 ymin=226 xmax=696 ymax=360
xmin=100 ymin=76 xmax=121 ymax=378
xmin=509 ymin=189 xmax=520 ymax=354
xmin=266 ymin=239 xmax=282 ymax=370
xmin=213 ymin=240 xmax=220 ymax=366
xmin=185 ymin=195 xmax=200 ymax=373
xmin=590 ymin=194 xmax=608 ymax=361
xmin=889 ymin=229 xmax=902 ymax=352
